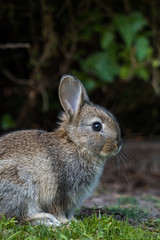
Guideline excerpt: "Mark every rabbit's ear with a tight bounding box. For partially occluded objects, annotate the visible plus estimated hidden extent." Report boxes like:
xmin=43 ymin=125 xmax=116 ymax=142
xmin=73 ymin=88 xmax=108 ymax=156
xmin=59 ymin=75 xmax=89 ymax=117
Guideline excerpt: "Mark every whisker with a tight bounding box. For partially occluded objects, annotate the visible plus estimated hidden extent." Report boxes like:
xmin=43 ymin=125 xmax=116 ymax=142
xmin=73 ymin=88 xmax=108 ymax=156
xmin=118 ymin=152 xmax=128 ymax=166
xmin=116 ymin=155 xmax=129 ymax=183
xmin=121 ymin=143 xmax=136 ymax=162
xmin=116 ymin=156 xmax=122 ymax=178
xmin=120 ymin=149 xmax=130 ymax=158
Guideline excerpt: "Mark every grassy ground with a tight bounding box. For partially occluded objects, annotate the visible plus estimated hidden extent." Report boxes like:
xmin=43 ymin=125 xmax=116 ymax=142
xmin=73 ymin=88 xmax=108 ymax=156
xmin=0 ymin=208 xmax=159 ymax=240
xmin=1 ymin=196 xmax=160 ymax=239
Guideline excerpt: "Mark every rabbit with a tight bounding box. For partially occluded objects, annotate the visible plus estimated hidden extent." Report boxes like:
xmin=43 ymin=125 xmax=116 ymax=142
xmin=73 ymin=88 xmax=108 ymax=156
xmin=0 ymin=75 xmax=122 ymax=226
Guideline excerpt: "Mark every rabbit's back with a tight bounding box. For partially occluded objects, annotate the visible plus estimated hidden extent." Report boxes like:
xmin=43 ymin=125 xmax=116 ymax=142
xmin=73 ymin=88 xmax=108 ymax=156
xmin=0 ymin=130 xmax=46 ymax=160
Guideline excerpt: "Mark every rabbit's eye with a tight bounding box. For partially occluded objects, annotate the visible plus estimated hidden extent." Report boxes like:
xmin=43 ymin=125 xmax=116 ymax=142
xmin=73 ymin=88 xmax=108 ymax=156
xmin=92 ymin=122 xmax=102 ymax=132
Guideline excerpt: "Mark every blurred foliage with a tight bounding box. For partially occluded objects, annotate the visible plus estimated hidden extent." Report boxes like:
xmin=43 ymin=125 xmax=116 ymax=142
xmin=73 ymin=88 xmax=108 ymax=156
xmin=0 ymin=0 xmax=160 ymax=136
xmin=0 ymin=114 xmax=16 ymax=131
xmin=79 ymin=12 xmax=152 ymax=85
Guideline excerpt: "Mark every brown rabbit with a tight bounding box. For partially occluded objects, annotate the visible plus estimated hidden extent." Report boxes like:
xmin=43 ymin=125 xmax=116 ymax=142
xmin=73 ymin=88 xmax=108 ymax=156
xmin=0 ymin=75 xmax=122 ymax=226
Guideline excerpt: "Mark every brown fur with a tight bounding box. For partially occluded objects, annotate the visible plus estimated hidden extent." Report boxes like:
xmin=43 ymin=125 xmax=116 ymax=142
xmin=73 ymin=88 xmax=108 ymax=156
xmin=0 ymin=165 xmax=24 ymax=185
xmin=0 ymin=75 xmax=122 ymax=226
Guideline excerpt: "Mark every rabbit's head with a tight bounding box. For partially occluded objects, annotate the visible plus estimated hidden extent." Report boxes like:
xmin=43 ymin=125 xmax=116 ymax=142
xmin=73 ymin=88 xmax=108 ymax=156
xmin=59 ymin=75 xmax=122 ymax=158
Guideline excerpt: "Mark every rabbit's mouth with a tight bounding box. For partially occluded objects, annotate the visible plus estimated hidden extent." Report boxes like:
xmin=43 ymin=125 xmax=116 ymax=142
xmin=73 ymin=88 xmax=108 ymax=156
xmin=100 ymin=138 xmax=122 ymax=157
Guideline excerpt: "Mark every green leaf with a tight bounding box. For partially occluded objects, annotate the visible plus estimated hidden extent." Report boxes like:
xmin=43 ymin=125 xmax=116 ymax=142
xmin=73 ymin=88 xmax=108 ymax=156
xmin=1 ymin=114 xmax=16 ymax=130
xmin=100 ymin=30 xmax=114 ymax=50
xmin=135 ymin=36 xmax=149 ymax=61
xmin=82 ymin=52 xmax=119 ymax=82
xmin=152 ymin=59 xmax=160 ymax=68
xmin=114 ymin=12 xmax=147 ymax=47
xmin=114 ymin=14 xmax=132 ymax=47
xmin=130 ymin=12 xmax=147 ymax=33
xmin=120 ymin=65 xmax=131 ymax=79
xmin=136 ymin=67 xmax=149 ymax=81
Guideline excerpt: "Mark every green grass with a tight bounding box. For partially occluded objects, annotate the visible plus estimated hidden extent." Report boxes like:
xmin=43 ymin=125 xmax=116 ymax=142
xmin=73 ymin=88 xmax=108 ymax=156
xmin=142 ymin=219 xmax=160 ymax=235
xmin=108 ymin=196 xmax=148 ymax=221
xmin=142 ymin=195 xmax=160 ymax=209
xmin=107 ymin=206 xmax=148 ymax=220
xmin=0 ymin=214 xmax=159 ymax=240
xmin=117 ymin=196 xmax=138 ymax=206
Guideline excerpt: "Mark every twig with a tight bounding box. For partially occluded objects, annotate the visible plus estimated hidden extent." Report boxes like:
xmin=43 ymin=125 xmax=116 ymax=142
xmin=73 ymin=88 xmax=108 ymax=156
xmin=0 ymin=43 xmax=30 ymax=50
xmin=39 ymin=84 xmax=49 ymax=112
xmin=1 ymin=67 xmax=33 ymax=86
xmin=151 ymin=68 xmax=160 ymax=94
xmin=94 ymin=0 xmax=113 ymax=18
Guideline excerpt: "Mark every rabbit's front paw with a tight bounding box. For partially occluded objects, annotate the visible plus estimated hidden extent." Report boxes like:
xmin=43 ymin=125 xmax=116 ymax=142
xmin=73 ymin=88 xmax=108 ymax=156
xmin=27 ymin=213 xmax=61 ymax=226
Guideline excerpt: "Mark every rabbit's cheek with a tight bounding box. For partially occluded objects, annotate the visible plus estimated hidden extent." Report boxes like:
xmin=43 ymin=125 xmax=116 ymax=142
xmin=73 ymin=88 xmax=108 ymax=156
xmin=100 ymin=140 xmax=118 ymax=157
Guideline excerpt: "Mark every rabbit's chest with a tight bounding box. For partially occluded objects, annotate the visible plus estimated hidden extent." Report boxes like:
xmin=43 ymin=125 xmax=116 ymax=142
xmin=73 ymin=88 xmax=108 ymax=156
xmin=57 ymin=161 xmax=103 ymax=204
xmin=55 ymin=162 xmax=103 ymax=219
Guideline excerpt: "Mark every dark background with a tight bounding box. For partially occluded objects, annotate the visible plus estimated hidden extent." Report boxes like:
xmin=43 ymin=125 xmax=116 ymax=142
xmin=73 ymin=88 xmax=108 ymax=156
xmin=0 ymin=0 xmax=160 ymax=140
